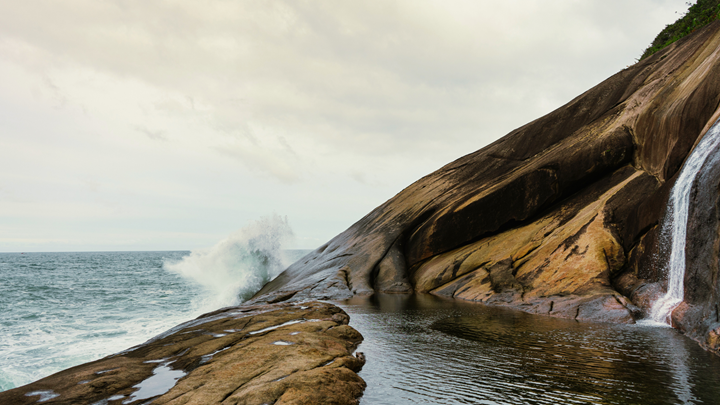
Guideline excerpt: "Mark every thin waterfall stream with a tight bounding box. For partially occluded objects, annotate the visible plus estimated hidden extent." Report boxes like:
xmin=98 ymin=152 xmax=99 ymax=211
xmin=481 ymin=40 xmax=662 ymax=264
xmin=650 ymin=120 xmax=720 ymax=324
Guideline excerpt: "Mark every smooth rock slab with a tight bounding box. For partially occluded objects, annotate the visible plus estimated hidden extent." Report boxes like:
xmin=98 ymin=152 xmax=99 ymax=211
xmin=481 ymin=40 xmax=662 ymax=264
xmin=0 ymin=302 xmax=366 ymax=405
xmin=250 ymin=21 xmax=720 ymax=338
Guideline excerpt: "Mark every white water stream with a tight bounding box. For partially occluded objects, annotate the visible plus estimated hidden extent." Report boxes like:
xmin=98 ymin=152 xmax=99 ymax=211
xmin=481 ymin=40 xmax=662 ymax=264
xmin=650 ymin=120 xmax=720 ymax=324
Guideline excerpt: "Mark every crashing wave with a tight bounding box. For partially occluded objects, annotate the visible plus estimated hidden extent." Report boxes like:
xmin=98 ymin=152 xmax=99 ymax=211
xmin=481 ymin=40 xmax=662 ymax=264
xmin=164 ymin=214 xmax=294 ymax=311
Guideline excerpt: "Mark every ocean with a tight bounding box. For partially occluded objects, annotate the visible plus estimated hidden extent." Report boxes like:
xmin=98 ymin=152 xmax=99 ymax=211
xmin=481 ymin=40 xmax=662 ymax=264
xmin=0 ymin=249 xmax=310 ymax=391
xmin=0 ymin=216 xmax=308 ymax=391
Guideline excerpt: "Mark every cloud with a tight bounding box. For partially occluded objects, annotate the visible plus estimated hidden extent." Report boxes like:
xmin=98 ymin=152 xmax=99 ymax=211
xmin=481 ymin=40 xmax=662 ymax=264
xmin=0 ymin=0 xmax=690 ymax=250
xmin=0 ymin=1 xmax=686 ymax=152
xmin=350 ymin=171 xmax=367 ymax=185
xmin=215 ymin=143 xmax=302 ymax=184
xmin=135 ymin=125 xmax=167 ymax=141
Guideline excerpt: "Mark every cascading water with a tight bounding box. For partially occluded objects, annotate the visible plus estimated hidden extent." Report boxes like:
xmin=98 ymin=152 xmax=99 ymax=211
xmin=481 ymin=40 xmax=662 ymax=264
xmin=650 ymin=120 xmax=720 ymax=324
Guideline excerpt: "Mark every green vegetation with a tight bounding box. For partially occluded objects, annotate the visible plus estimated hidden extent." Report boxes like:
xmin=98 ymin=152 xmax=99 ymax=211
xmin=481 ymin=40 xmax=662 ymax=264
xmin=640 ymin=0 xmax=720 ymax=60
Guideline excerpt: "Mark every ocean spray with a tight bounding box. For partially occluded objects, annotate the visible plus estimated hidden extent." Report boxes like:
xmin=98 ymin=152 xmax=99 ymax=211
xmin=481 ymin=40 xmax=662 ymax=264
xmin=163 ymin=214 xmax=294 ymax=310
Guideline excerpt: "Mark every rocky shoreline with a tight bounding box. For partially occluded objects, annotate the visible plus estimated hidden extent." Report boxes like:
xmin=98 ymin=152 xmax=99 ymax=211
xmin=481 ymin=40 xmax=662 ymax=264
xmin=6 ymin=10 xmax=720 ymax=405
xmin=0 ymin=302 xmax=366 ymax=405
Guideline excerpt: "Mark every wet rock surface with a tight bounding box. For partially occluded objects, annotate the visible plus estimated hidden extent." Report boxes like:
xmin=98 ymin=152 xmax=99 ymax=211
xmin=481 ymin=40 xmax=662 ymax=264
xmin=0 ymin=302 xmax=366 ymax=405
xmin=249 ymin=21 xmax=720 ymax=351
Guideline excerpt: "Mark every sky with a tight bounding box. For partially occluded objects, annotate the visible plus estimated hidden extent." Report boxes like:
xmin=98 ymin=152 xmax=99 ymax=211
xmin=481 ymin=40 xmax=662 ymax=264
xmin=0 ymin=0 xmax=691 ymax=252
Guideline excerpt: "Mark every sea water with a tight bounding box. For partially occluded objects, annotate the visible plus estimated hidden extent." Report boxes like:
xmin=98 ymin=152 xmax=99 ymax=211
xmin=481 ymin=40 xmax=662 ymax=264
xmin=0 ymin=251 xmax=190 ymax=390
xmin=0 ymin=215 xmax=304 ymax=391
xmin=0 ymin=249 xmax=309 ymax=391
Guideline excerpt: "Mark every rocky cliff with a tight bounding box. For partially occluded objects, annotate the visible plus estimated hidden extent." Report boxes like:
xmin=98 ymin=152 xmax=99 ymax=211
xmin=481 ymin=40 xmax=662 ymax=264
xmin=250 ymin=21 xmax=720 ymax=354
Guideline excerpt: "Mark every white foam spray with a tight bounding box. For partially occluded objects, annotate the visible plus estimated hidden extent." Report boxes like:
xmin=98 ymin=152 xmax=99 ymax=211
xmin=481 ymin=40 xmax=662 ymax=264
xmin=163 ymin=214 xmax=294 ymax=311
xmin=650 ymin=121 xmax=720 ymax=324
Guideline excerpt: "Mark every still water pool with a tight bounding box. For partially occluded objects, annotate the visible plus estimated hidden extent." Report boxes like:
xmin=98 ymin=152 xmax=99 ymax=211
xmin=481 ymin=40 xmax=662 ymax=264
xmin=340 ymin=294 xmax=720 ymax=405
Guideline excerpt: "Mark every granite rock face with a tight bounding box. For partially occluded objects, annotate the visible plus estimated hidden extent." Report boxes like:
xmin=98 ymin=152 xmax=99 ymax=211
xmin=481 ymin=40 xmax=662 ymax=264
xmin=250 ymin=21 xmax=720 ymax=342
xmin=0 ymin=302 xmax=366 ymax=405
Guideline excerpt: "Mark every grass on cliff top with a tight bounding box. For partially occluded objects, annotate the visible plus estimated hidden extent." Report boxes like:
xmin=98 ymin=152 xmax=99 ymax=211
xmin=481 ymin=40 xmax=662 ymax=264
xmin=640 ymin=0 xmax=720 ymax=60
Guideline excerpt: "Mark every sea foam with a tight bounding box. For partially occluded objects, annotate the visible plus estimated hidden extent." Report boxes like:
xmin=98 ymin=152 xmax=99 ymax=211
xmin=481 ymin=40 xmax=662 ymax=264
xmin=163 ymin=214 xmax=294 ymax=310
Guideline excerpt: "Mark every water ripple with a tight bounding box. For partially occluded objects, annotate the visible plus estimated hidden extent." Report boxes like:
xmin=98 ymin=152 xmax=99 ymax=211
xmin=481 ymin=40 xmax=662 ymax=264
xmin=340 ymin=294 xmax=720 ymax=405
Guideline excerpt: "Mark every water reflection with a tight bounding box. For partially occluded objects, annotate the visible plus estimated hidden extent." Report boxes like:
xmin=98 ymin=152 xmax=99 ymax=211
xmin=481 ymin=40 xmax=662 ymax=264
xmin=644 ymin=324 xmax=696 ymax=404
xmin=339 ymin=294 xmax=720 ymax=405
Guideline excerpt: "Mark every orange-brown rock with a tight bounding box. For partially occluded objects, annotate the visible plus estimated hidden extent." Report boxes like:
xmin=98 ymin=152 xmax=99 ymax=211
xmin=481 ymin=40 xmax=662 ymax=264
xmin=0 ymin=302 xmax=366 ymax=405
xmin=251 ymin=21 xmax=720 ymax=332
xmin=417 ymin=168 xmax=649 ymax=323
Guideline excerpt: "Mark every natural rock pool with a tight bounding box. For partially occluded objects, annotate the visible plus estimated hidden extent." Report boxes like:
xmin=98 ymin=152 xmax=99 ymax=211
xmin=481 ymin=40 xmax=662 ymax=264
xmin=339 ymin=294 xmax=720 ymax=405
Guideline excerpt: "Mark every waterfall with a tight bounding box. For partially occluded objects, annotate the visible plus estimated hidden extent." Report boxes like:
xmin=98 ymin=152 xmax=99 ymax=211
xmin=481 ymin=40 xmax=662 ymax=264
xmin=650 ymin=120 xmax=720 ymax=324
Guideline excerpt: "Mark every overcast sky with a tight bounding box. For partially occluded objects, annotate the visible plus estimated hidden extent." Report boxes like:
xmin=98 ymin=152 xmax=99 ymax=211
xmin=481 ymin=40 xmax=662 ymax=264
xmin=0 ymin=0 xmax=690 ymax=252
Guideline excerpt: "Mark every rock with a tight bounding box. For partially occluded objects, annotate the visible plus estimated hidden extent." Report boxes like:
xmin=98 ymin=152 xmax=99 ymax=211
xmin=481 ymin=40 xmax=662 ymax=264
xmin=248 ymin=21 xmax=720 ymax=339
xmin=614 ymin=272 xmax=666 ymax=316
xmin=0 ymin=302 xmax=366 ymax=405
xmin=707 ymin=327 xmax=720 ymax=351
xmin=374 ymin=240 xmax=413 ymax=294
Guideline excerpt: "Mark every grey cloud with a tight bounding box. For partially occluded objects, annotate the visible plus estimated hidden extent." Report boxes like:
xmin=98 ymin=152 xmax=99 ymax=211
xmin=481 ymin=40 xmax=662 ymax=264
xmin=214 ymin=144 xmax=302 ymax=184
xmin=350 ymin=171 xmax=367 ymax=185
xmin=0 ymin=0 xmax=690 ymax=251
xmin=135 ymin=126 xmax=167 ymax=141
xmin=81 ymin=179 xmax=101 ymax=193
xmin=0 ymin=2 xmax=686 ymax=153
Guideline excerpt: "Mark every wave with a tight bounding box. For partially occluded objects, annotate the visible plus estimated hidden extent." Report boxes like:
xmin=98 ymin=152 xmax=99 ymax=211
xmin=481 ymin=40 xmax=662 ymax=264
xmin=163 ymin=214 xmax=294 ymax=311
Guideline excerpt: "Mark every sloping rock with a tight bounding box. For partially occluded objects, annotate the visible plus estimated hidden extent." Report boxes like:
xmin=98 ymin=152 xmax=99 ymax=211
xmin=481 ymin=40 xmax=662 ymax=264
xmin=418 ymin=167 xmax=650 ymax=323
xmin=250 ymin=21 xmax=720 ymax=332
xmin=0 ymin=302 xmax=366 ymax=405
